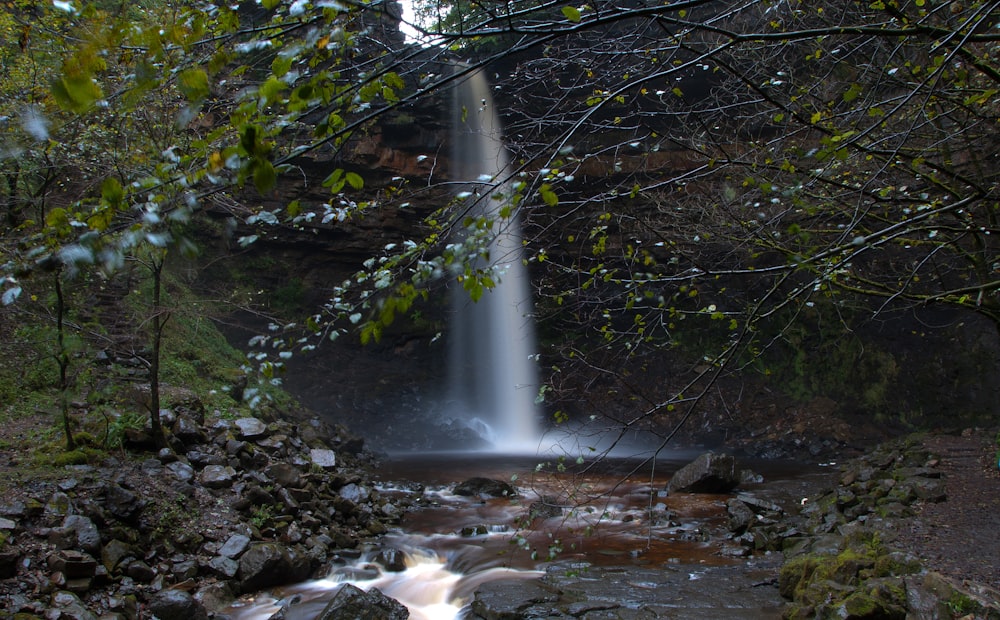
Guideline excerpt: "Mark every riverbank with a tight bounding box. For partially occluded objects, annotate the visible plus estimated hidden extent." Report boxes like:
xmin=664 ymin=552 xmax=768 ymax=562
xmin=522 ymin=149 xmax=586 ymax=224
xmin=2 ymin=395 xmax=999 ymax=618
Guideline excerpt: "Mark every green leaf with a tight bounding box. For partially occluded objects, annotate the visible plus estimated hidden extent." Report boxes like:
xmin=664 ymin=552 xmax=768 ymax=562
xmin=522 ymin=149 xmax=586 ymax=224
xmin=253 ymin=160 xmax=277 ymax=194
xmin=177 ymin=68 xmax=210 ymax=102
xmin=345 ymin=172 xmax=364 ymax=190
xmin=540 ymin=184 xmax=559 ymax=207
xmin=323 ymin=168 xmax=344 ymax=188
xmin=51 ymin=75 xmax=102 ymax=113
xmin=101 ymin=177 xmax=124 ymax=209
xmin=842 ymin=83 xmax=863 ymax=102
xmin=260 ymin=76 xmax=286 ymax=104
xmin=561 ymin=5 xmax=582 ymax=22
xmin=271 ymin=55 xmax=293 ymax=78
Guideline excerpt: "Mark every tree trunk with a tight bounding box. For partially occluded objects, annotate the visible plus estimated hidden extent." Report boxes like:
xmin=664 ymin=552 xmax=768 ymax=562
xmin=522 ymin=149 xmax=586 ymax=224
xmin=148 ymin=256 xmax=167 ymax=450
xmin=54 ymin=271 xmax=76 ymax=452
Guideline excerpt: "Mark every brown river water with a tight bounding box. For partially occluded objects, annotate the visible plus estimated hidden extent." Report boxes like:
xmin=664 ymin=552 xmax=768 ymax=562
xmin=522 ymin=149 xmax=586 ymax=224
xmin=226 ymin=449 xmax=833 ymax=619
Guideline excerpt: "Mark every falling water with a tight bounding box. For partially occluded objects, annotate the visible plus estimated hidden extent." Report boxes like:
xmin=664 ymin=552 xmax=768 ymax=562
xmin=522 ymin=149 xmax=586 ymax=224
xmin=447 ymin=69 xmax=541 ymax=451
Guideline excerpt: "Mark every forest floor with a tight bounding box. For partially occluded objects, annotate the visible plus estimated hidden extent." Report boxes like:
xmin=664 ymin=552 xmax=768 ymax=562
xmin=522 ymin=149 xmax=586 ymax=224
xmin=890 ymin=431 xmax=1000 ymax=592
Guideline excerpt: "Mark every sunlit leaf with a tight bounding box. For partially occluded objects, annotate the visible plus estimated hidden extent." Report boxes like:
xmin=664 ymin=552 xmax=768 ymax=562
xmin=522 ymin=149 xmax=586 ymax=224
xmin=177 ymin=68 xmax=210 ymax=102
xmin=562 ymin=5 xmax=581 ymax=22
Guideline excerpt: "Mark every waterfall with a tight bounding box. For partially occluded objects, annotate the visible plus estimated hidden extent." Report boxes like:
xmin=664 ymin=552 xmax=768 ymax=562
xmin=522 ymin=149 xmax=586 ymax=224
xmin=447 ymin=69 xmax=541 ymax=451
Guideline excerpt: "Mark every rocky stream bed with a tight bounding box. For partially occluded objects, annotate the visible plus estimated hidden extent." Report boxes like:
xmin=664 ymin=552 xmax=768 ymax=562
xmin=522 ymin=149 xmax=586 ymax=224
xmin=1 ymin=393 xmax=999 ymax=619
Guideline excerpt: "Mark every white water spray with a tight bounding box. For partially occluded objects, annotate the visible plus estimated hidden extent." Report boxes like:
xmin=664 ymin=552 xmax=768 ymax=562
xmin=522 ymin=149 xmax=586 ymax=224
xmin=447 ymin=70 xmax=541 ymax=451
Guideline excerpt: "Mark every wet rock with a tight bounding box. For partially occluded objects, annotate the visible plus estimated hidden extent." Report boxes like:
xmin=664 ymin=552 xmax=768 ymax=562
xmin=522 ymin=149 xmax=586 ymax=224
xmin=310 ymin=448 xmax=337 ymax=470
xmin=266 ymin=462 xmax=303 ymax=488
xmin=471 ymin=578 xmax=560 ymax=619
xmin=529 ymin=497 xmax=563 ymax=520
xmin=174 ymin=414 xmax=209 ymax=445
xmin=453 ymin=477 xmax=518 ymax=499
xmin=50 ymin=590 xmax=98 ymax=620
xmin=102 ymin=483 xmax=143 ymax=521
xmin=236 ymin=417 xmax=269 ymax=440
xmin=165 ymin=461 xmax=195 ymax=485
xmin=149 ymin=588 xmax=209 ymax=620
xmin=101 ymin=539 xmax=132 ymax=572
xmin=125 ymin=559 xmax=155 ymax=582
xmin=48 ymin=549 xmax=98 ymax=579
xmin=726 ymin=498 xmax=755 ymax=534
xmin=0 ymin=499 xmax=26 ymax=517
xmin=45 ymin=491 xmax=74 ymax=522
xmin=316 ymin=583 xmax=409 ymax=620
xmin=200 ymin=464 xmax=238 ymax=489
xmin=60 ymin=515 xmax=102 ymax=554
xmin=237 ymin=542 xmax=312 ymax=593
xmin=666 ymin=452 xmax=740 ymax=494
xmin=338 ymin=483 xmax=370 ymax=503
xmin=208 ymin=554 xmax=240 ymax=579
xmin=374 ymin=547 xmax=408 ymax=572
xmin=219 ymin=533 xmax=252 ymax=558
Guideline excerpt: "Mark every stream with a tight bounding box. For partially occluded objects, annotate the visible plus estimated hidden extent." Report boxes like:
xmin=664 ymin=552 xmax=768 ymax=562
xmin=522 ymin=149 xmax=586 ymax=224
xmin=226 ymin=449 xmax=833 ymax=619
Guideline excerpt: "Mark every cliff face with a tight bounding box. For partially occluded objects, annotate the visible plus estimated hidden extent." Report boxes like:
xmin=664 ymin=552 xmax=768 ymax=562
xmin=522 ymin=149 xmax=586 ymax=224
xmin=193 ymin=67 xmax=999 ymax=457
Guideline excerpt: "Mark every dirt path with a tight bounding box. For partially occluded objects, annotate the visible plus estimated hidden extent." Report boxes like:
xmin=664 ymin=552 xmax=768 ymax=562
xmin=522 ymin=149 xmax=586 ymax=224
xmin=890 ymin=432 xmax=1000 ymax=591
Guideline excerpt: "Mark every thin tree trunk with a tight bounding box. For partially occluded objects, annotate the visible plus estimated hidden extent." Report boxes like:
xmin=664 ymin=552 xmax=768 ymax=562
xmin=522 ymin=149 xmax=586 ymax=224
xmin=148 ymin=256 xmax=167 ymax=450
xmin=54 ymin=270 xmax=76 ymax=452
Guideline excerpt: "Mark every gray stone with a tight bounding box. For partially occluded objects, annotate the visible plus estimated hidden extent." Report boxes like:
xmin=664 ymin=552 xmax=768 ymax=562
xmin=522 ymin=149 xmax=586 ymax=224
xmin=0 ymin=516 xmax=15 ymax=530
xmin=266 ymin=462 xmax=303 ymax=488
xmin=471 ymin=579 xmax=560 ymax=619
xmin=149 ymin=588 xmax=208 ymax=620
xmin=0 ymin=499 xmax=26 ymax=517
xmin=338 ymin=483 xmax=370 ymax=503
xmin=200 ymin=465 xmax=238 ymax=489
xmin=218 ymin=533 xmax=252 ymax=558
xmin=45 ymin=491 xmax=74 ymax=521
xmin=726 ymin=498 xmax=755 ymax=534
xmin=208 ymin=555 xmax=239 ymax=579
xmin=103 ymin=484 xmax=143 ymax=521
xmin=141 ymin=458 xmax=164 ymax=475
xmin=237 ymin=542 xmax=312 ymax=593
xmin=126 ymin=559 xmax=155 ymax=582
xmin=310 ymin=448 xmax=337 ymax=469
xmin=62 ymin=515 xmax=102 ymax=554
xmin=235 ymin=417 xmax=268 ymax=440
xmin=166 ymin=460 xmax=195 ymax=483
xmin=101 ymin=539 xmax=132 ymax=572
xmin=667 ymin=452 xmax=741 ymax=494
xmin=173 ymin=414 xmax=208 ymax=445
xmin=48 ymin=550 xmax=98 ymax=579
xmin=50 ymin=590 xmax=98 ymax=620
xmin=316 ymin=584 xmax=409 ymax=620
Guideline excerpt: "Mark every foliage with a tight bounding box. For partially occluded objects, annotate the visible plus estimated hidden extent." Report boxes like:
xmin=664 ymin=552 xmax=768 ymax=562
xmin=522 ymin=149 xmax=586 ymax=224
xmin=0 ymin=0 xmax=997 ymax=448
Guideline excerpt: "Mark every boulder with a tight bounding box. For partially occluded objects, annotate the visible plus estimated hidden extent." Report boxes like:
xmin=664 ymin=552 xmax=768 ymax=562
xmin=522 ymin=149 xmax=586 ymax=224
xmin=199 ymin=465 xmax=238 ymax=489
xmin=149 ymin=588 xmax=209 ymax=620
xmin=310 ymin=448 xmax=337 ymax=470
xmin=726 ymin=498 xmax=755 ymax=534
xmin=266 ymin=462 xmax=303 ymax=488
xmin=453 ymin=477 xmax=518 ymax=499
xmin=317 ymin=584 xmax=409 ymax=620
xmin=102 ymin=483 xmax=143 ymax=521
xmin=237 ymin=542 xmax=312 ymax=593
xmin=666 ymin=452 xmax=740 ymax=494
xmin=218 ymin=533 xmax=252 ymax=558
xmin=61 ymin=515 xmax=102 ymax=554
xmin=235 ymin=417 xmax=268 ymax=440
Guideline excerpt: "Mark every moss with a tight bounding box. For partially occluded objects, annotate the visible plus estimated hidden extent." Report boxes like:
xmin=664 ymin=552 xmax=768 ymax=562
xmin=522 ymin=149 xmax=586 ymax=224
xmin=779 ymin=554 xmax=822 ymax=599
xmin=52 ymin=449 xmax=90 ymax=466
